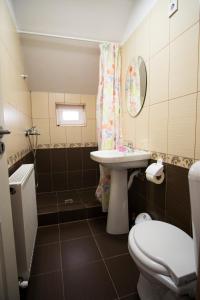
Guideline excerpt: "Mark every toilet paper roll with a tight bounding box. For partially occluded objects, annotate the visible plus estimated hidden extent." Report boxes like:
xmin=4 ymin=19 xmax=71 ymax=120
xmin=146 ymin=173 xmax=164 ymax=184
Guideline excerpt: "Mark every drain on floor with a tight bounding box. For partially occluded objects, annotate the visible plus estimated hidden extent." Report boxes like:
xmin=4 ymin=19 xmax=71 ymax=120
xmin=64 ymin=198 xmax=74 ymax=204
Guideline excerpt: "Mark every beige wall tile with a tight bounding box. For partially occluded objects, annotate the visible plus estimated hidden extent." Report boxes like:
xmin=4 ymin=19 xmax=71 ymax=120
xmin=149 ymin=102 xmax=168 ymax=153
xmin=66 ymin=126 xmax=82 ymax=144
xmin=81 ymin=94 xmax=96 ymax=119
xmin=169 ymin=24 xmax=199 ymax=99
xmin=65 ymin=93 xmax=81 ymax=104
xmin=32 ymin=118 xmax=50 ymax=144
xmin=31 ymin=92 xmax=97 ymax=146
xmin=3 ymin=102 xmax=32 ymax=156
xmin=170 ymin=0 xmax=199 ymax=41
xmin=0 ymin=1 xmax=31 ymax=165
xmin=198 ymin=37 xmax=200 ymax=92
xmin=144 ymin=61 xmax=150 ymax=107
xmin=121 ymin=0 xmax=200 ymax=162
xmin=135 ymin=106 xmax=149 ymax=150
xmin=49 ymin=93 xmax=64 ymax=118
xmin=150 ymin=46 xmax=169 ymax=104
xmin=49 ymin=118 xmax=66 ymax=144
xmin=122 ymin=112 xmax=136 ymax=146
xmin=3 ymin=102 xmax=20 ymax=131
xmin=31 ymin=92 xmax=49 ymax=118
xmin=168 ymin=94 xmax=196 ymax=157
xmin=135 ymin=17 xmax=150 ymax=62
xmin=195 ymin=93 xmax=200 ymax=159
xmin=82 ymin=119 xmax=96 ymax=143
xmin=150 ymin=0 xmax=169 ymax=56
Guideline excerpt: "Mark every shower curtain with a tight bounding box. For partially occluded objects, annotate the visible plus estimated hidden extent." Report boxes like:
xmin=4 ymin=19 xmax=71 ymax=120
xmin=96 ymin=43 xmax=121 ymax=212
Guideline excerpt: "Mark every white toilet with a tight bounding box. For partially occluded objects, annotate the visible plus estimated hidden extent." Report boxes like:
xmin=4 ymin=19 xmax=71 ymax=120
xmin=128 ymin=161 xmax=200 ymax=300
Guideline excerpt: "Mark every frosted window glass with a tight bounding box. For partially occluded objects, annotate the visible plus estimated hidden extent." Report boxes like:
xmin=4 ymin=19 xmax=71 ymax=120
xmin=56 ymin=104 xmax=86 ymax=126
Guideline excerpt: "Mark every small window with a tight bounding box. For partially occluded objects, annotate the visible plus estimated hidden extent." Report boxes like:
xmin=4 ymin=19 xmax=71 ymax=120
xmin=56 ymin=104 xmax=86 ymax=126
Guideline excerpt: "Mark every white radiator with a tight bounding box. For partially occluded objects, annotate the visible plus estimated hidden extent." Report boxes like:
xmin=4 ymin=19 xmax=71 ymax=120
xmin=9 ymin=164 xmax=38 ymax=281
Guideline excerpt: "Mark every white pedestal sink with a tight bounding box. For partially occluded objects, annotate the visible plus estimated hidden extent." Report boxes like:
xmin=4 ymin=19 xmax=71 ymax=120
xmin=90 ymin=149 xmax=151 ymax=234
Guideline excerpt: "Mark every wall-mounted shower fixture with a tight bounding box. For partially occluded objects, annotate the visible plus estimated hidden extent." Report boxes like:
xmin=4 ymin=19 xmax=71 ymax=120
xmin=25 ymin=126 xmax=40 ymax=137
xmin=20 ymin=74 xmax=28 ymax=80
xmin=25 ymin=126 xmax=40 ymax=187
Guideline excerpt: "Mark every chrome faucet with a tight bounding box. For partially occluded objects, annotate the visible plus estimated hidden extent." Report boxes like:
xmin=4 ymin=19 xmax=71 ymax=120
xmin=127 ymin=141 xmax=134 ymax=152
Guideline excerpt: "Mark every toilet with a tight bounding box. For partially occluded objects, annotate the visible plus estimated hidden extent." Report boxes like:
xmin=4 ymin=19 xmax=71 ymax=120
xmin=128 ymin=161 xmax=200 ymax=300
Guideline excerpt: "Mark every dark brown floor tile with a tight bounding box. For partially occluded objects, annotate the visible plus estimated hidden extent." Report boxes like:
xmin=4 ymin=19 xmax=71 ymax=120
xmin=37 ymin=173 xmax=52 ymax=193
xmin=95 ymin=233 xmax=128 ymax=258
xmin=51 ymin=148 xmax=66 ymax=172
xmin=88 ymin=217 xmax=107 ymax=234
xmin=57 ymin=190 xmax=85 ymax=213
xmin=37 ymin=192 xmax=57 ymax=207
xmin=61 ymin=236 xmax=101 ymax=271
xmin=36 ymin=225 xmax=59 ymax=245
xmin=31 ymin=243 xmax=61 ymax=275
xmin=26 ymin=271 xmax=64 ymax=300
xmin=87 ymin=206 xmax=105 ymax=219
xmin=77 ymin=187 xmax=100 ymax=207
xmin=83 ymin=147 xmax=98 ymax=169
xmin=63 ymin=261 xmax=117 ymax=300
xmin=36 ymin=149 xmax=51 ymax=173
xmin=58 ymin=201 xmax=85 ymax=212
xmin=57 ymin=190 xmax=80 ymax=202
xmin=59 ymin=208 xmax=87 ymax=223
xmin=52 ymin=172 xmax=67 ymax=191
xmin=60 ymin=220 xmax=91 ymax=241
xmin=120 ymin=293 xmax=140 ymax=300
xmin=37 ymin=205 xmax=58 ymax=214
xmin=165 ymin=164 xmax=192 ymax=234
xmin=68 ymin=170 xmax=83 ymax=189
xmin=68 ymin=147 xmax=83 ymax=171
xmin=38 ymin=212 xmax=59 ymax=226
xmin=105 ymin=254 xmax=139 ymax=297
xmin=83 ymin=170 xmax=97 ymax=187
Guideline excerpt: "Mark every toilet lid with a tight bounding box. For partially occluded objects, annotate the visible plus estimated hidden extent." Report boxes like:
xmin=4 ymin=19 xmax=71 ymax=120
xmin=133 ymin=221 xmax=196 ymax=286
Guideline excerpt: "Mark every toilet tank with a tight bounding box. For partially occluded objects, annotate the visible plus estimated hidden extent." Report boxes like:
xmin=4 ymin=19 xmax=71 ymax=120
xmin=188 ymin=161 xmax=200 ymax=273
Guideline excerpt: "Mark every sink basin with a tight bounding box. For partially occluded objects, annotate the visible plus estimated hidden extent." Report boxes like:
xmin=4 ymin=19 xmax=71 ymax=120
xmin=90 ymin=149 xmax=151 ymax=235
xmin=90 ymin=149 xmax=151 ymax=169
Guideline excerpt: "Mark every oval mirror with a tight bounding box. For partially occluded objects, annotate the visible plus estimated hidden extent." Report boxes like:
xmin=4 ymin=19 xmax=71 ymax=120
xmin=125 ymin=56 xmax=147 ymax=117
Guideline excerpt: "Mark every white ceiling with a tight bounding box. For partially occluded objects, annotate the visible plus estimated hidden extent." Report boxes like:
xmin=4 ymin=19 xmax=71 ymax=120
xmin=11 ymin=0 xmax=136 ymax=42
xmin=20 ymin=34 xmax=99 ymax=94
xmin=9 ymin=0 xmax=157 ymax=94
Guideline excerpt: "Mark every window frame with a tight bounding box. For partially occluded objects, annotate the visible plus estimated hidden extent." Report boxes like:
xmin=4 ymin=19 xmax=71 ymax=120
xmin=55 ymin=103 xmax=86 ymax=127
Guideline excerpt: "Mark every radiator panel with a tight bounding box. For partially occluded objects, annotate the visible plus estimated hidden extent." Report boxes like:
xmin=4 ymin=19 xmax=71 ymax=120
xmin=9 ymin=164 xmax=38 ymax=280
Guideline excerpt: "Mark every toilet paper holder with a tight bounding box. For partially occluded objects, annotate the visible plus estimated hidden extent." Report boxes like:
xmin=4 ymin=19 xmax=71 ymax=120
xmin=145 ymin=159 xmax=164 ymax=184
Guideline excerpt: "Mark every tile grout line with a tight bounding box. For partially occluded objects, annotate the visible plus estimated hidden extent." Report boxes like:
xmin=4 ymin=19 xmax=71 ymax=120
xmin=87 ymin=220 xmax=120 ymax=300
xmin=31 ymin=269 xmax=61 ymax=278
xmin=58 ymin=223 xmax=66 ymax=300
xmin=119 ymin=291 xmax=139 ymax=300
xmin=193 ymin=15 xmax=200 ymax=161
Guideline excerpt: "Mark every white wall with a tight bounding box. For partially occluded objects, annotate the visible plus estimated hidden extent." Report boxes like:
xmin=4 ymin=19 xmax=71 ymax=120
xmin=20 ymin=35 xmax=99 ymax=94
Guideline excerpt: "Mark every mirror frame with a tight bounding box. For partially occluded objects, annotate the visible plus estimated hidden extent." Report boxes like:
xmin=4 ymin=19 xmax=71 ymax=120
xmin=125 ymin=56 xmax=147 ymax=118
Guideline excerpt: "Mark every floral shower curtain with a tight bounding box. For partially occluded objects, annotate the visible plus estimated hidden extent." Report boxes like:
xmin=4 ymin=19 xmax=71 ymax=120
xmin=95 ymin=43 xmax=121 ymax=212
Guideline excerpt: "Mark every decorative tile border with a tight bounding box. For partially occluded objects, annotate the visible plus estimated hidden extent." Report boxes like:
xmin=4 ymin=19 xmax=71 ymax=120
xmin=37 ymin=142 xmax=98 ymax=149
xmin=7 ymin=147 xmax=31 ymax=168
xmin=151 ymin=152 xmax=195 ymax=169
xmin=151 ymin=152 xmax=167 ymax=163
xmin=166 ymin=154 xmax=194 ymax=169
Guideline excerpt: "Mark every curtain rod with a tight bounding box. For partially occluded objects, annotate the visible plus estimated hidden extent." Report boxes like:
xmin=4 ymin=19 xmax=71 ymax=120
xmin=18 ymin=30 xmax=112 ymax=44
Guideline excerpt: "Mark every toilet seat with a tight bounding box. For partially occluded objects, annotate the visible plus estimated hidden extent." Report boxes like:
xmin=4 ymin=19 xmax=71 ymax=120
xmin=128 ymin=221 xmax=196 ymax=286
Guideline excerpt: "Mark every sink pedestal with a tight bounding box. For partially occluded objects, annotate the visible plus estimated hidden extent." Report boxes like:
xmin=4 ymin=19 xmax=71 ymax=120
xmin=90 ymin=149 xmax=151 ymax=235
xmin=107 ymin=169 xmax=129 ymax=234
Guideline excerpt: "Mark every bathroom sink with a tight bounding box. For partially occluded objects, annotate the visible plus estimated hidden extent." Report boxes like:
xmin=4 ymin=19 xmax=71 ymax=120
xmin=90 ymin=149 xmax=151 ymax=235
xmin=90 ymin=149 xmax=151 ymax=169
